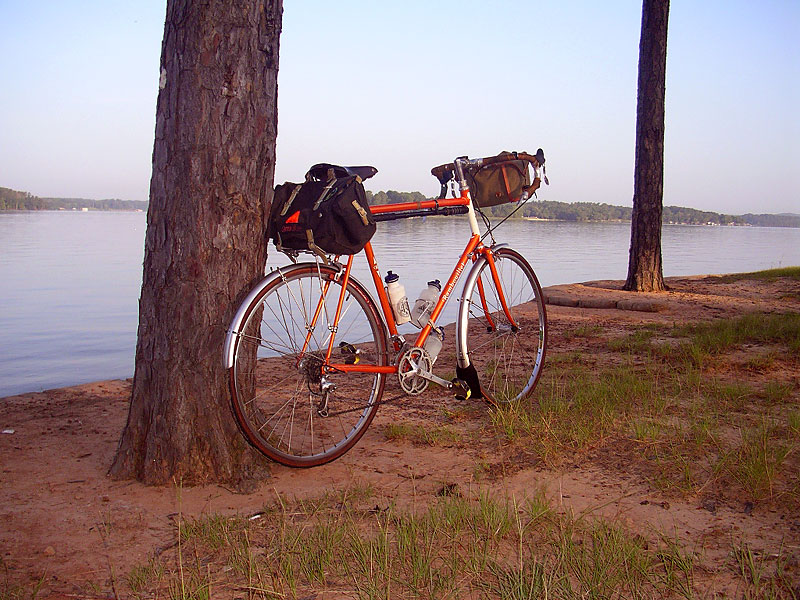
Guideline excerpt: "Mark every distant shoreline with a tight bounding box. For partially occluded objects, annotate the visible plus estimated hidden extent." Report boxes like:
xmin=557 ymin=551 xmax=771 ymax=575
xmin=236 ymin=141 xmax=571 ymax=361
xmin=3 ymin=208 xmax=799 ymax=228
xmin=0 ymin=187 xmax=148 ymax=212
xmin=4 ymin=184 xmax=799 ymax=227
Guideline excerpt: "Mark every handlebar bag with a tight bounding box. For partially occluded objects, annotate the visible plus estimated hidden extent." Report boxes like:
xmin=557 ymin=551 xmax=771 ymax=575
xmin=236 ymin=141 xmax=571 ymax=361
xmin=270 ymin=173 xmax=376 ymax=256
xmin=465 ymin=153 xmax=531 ymax=208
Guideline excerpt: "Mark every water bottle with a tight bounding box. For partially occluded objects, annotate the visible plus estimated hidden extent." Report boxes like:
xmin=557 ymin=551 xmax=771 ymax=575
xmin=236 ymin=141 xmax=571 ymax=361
xmin=423 ymin=329 xmax=444 ymax=364
xmin=385 ymin=271 xmax=411 ymax=324
xmin=410 ymin=279 xmax=441 ymax=328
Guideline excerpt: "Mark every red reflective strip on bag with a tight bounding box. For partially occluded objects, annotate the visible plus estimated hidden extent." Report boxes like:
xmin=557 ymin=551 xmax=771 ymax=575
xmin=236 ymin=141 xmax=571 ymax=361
xmin=286 ymin=211 xmax=300 ymax=224
xmin=500 ymin=164 xmax=513 ymax=201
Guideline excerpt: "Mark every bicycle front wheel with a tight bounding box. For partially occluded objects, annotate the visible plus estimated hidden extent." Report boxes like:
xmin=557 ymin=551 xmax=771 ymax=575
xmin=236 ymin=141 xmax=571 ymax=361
xmin=227 ymin=263 xmax=388 ymax=467
xmin=458 ymin=247 xmax=547 ymax=403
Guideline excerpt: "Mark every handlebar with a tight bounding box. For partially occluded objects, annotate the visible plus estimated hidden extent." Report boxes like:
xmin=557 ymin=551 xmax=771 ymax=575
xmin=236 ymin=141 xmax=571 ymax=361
xmin=431 ymin=149 xmax=546 ymax=200
xmin=431 ymin=149 xmax=545 ymax=181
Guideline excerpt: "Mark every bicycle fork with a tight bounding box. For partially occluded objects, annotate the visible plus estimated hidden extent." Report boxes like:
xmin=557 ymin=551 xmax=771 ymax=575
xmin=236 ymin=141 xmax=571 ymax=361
xmin=453 ymin=245 xmax=515 ymax=402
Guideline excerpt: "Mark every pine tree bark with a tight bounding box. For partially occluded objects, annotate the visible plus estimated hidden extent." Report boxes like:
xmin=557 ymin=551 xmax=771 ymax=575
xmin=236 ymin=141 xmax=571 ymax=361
xmin=110 ymin=0 xmax=282 ymax=491
xmin=624 ymin=0 xmax=669 ymax=292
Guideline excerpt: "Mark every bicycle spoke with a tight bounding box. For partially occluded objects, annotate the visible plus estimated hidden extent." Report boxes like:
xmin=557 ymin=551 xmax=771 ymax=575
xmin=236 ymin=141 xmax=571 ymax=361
xmin=229 ymin=265 xmax=387 ymax=466
xmin=461 ymin=248 xmax=546 ymax=403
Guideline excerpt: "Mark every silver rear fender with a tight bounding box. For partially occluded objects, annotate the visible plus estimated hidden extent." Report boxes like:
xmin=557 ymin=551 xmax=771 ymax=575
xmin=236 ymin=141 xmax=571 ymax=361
xmin=223 ymin=264 xmax=306 ymax=369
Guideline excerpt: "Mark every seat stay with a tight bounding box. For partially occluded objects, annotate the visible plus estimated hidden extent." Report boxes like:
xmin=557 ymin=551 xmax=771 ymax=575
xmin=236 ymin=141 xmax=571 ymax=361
xmin=363 ymin=241 xmax=401 ymax=343
xmin=299 ymin=268 xmax=333 ymax=361
xmin=323 ymin=254 xmax=355 ymax=363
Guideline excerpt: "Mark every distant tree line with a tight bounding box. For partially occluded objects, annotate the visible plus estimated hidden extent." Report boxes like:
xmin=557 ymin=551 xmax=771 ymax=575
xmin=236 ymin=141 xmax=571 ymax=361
xmin=0 ymin=187 xmax=147 ymax=211
xmin=0 ymin=187 xmax=36 ymax=210
xmin=364 ymin=189 xmax=799 ymax=228
xmin=4 ymin=185 xmax=797 ymax=227
xmin=365 ymin=190 xmax=428 ymax=206
xmin=740 ymin=213 xmax=800 ymax=228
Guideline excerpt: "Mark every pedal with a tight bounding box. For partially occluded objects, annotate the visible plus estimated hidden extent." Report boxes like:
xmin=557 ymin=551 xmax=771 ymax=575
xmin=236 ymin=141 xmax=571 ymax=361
xmin=451 ymin=378 xmax=471 ymax=400
xmin=455 ymin=363 xmax=483 ymax=400
xmin=339 ymin=342 xmax=360 ymax=365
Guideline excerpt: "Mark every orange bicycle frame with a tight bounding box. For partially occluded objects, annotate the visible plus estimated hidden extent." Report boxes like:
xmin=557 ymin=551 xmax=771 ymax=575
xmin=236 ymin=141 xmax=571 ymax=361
xmin=310 ymin=186 xmax=515 ymax=375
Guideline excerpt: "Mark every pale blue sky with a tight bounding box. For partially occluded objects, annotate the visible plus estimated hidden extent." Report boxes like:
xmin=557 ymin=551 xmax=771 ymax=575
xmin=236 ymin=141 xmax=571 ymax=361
xmin=1 ymin=1 xmax=798 ymax=214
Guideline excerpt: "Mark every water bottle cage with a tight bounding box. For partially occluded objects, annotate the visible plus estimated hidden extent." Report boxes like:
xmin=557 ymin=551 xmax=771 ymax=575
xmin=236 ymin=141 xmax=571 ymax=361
xmin=427 ymin=323 xmax=444 ymax=338
xmin=417 ymin=301 xmax=435 ymax=329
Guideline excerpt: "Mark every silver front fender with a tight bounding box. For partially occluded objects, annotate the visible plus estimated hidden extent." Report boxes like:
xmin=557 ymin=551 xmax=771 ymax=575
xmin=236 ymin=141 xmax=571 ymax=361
xmin=456 ymin=256 xmax=485 ymax=369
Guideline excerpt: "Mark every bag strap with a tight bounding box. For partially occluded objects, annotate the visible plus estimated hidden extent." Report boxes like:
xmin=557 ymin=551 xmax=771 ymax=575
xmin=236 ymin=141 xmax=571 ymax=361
xmin=279 ymin=183 xmax=302 ymax=216
xmin=351 ymin=199 xmax=371 ymax=226
xmin=499 ymin=163 xmax=515 ymax=202
xmin=305 ymin=230 xmax=330 ymax=264
xmin=313 ymin=180 xmax=337 ymax=210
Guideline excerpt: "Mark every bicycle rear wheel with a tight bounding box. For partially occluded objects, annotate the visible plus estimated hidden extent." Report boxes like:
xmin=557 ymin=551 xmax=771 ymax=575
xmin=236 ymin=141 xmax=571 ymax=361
xmin=458 ymin=247 xmax=547 ymax=403
xmin=227 ymin=263 xmax=388 ymax=467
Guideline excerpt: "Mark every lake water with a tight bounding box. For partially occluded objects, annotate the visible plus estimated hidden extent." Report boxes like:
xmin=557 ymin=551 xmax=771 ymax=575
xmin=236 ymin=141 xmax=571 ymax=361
xmin=1 ymin=211 xmax=798 ymax=397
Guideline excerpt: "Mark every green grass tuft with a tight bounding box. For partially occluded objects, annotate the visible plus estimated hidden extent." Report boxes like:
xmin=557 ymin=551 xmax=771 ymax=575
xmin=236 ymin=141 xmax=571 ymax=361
xmin=716 ymin=266 xmax=800 ymax=282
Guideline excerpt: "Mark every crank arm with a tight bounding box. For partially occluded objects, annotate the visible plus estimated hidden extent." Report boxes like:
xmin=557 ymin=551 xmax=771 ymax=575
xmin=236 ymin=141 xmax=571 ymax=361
xmin=404 ymin=357 xmax=471 ymax=399
xmin=415 ymin=367 xmax=455 ymax=389
xmin=402 ymin=357 xmax=449 ymax=387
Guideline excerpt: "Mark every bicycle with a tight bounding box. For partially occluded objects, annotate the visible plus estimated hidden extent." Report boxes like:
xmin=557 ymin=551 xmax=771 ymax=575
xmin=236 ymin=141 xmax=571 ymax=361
xmin=223 ymin=152 xmax=548 ymax=467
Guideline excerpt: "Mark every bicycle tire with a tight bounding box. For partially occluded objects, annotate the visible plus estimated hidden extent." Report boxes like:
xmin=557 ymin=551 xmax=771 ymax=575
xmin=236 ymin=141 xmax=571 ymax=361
xmin=227 ymin=263 xmax=388 ymax=467
xmin=458 ymin=246 xmax=547 ymax=403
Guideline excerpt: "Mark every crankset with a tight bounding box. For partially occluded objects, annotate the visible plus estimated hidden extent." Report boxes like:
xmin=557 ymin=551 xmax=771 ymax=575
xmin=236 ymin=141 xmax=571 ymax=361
xmin=397 ymin=347 xmax=432 ymax=394
xmin=397 ymin=346 xmax=472 ymax=399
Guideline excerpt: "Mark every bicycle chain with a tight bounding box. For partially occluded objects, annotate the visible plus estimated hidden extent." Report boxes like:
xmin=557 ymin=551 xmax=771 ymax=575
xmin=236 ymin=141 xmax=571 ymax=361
xmin=322 ymin=390 xmax=431 ymax=418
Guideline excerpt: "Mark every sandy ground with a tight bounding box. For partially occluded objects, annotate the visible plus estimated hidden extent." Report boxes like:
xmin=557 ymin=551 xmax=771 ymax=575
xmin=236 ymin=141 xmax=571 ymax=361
xmin=1 ymin=274 xmax=799 ymax=597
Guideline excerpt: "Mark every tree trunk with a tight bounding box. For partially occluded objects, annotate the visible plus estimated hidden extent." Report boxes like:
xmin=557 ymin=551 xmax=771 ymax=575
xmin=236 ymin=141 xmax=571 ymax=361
xmin=110 ymin=0 xmax=283 ymax=491
xmin=624 ymin=0 xmax=669 ymax=292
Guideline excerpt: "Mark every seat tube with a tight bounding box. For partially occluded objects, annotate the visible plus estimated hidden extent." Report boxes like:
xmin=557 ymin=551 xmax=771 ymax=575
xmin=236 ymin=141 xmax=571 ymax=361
xmin=364 ymin=242 xmax=399 ymax=338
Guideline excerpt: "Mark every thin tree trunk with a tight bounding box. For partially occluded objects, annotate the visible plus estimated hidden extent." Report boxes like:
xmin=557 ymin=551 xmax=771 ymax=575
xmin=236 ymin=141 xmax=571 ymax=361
xmin=110 ymin=0 xmax=282 ymax=491
xmin=625 ymin=0 xmax=669 ymax=292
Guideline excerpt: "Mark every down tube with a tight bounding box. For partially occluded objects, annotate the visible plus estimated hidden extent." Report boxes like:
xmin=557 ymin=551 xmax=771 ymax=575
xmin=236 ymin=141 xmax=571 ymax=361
xmin=415 ymin=234 xmax=482 ymax=347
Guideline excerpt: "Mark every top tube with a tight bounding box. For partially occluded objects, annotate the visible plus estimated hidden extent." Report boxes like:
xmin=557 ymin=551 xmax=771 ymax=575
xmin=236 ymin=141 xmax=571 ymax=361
xmin=369 ymin=194 xmax=470 ymax=216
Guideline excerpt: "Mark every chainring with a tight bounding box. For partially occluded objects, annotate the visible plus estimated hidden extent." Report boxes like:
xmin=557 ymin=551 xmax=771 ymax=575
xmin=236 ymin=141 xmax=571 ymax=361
xmin=397 ymin=346 xmax=432 ymax=395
